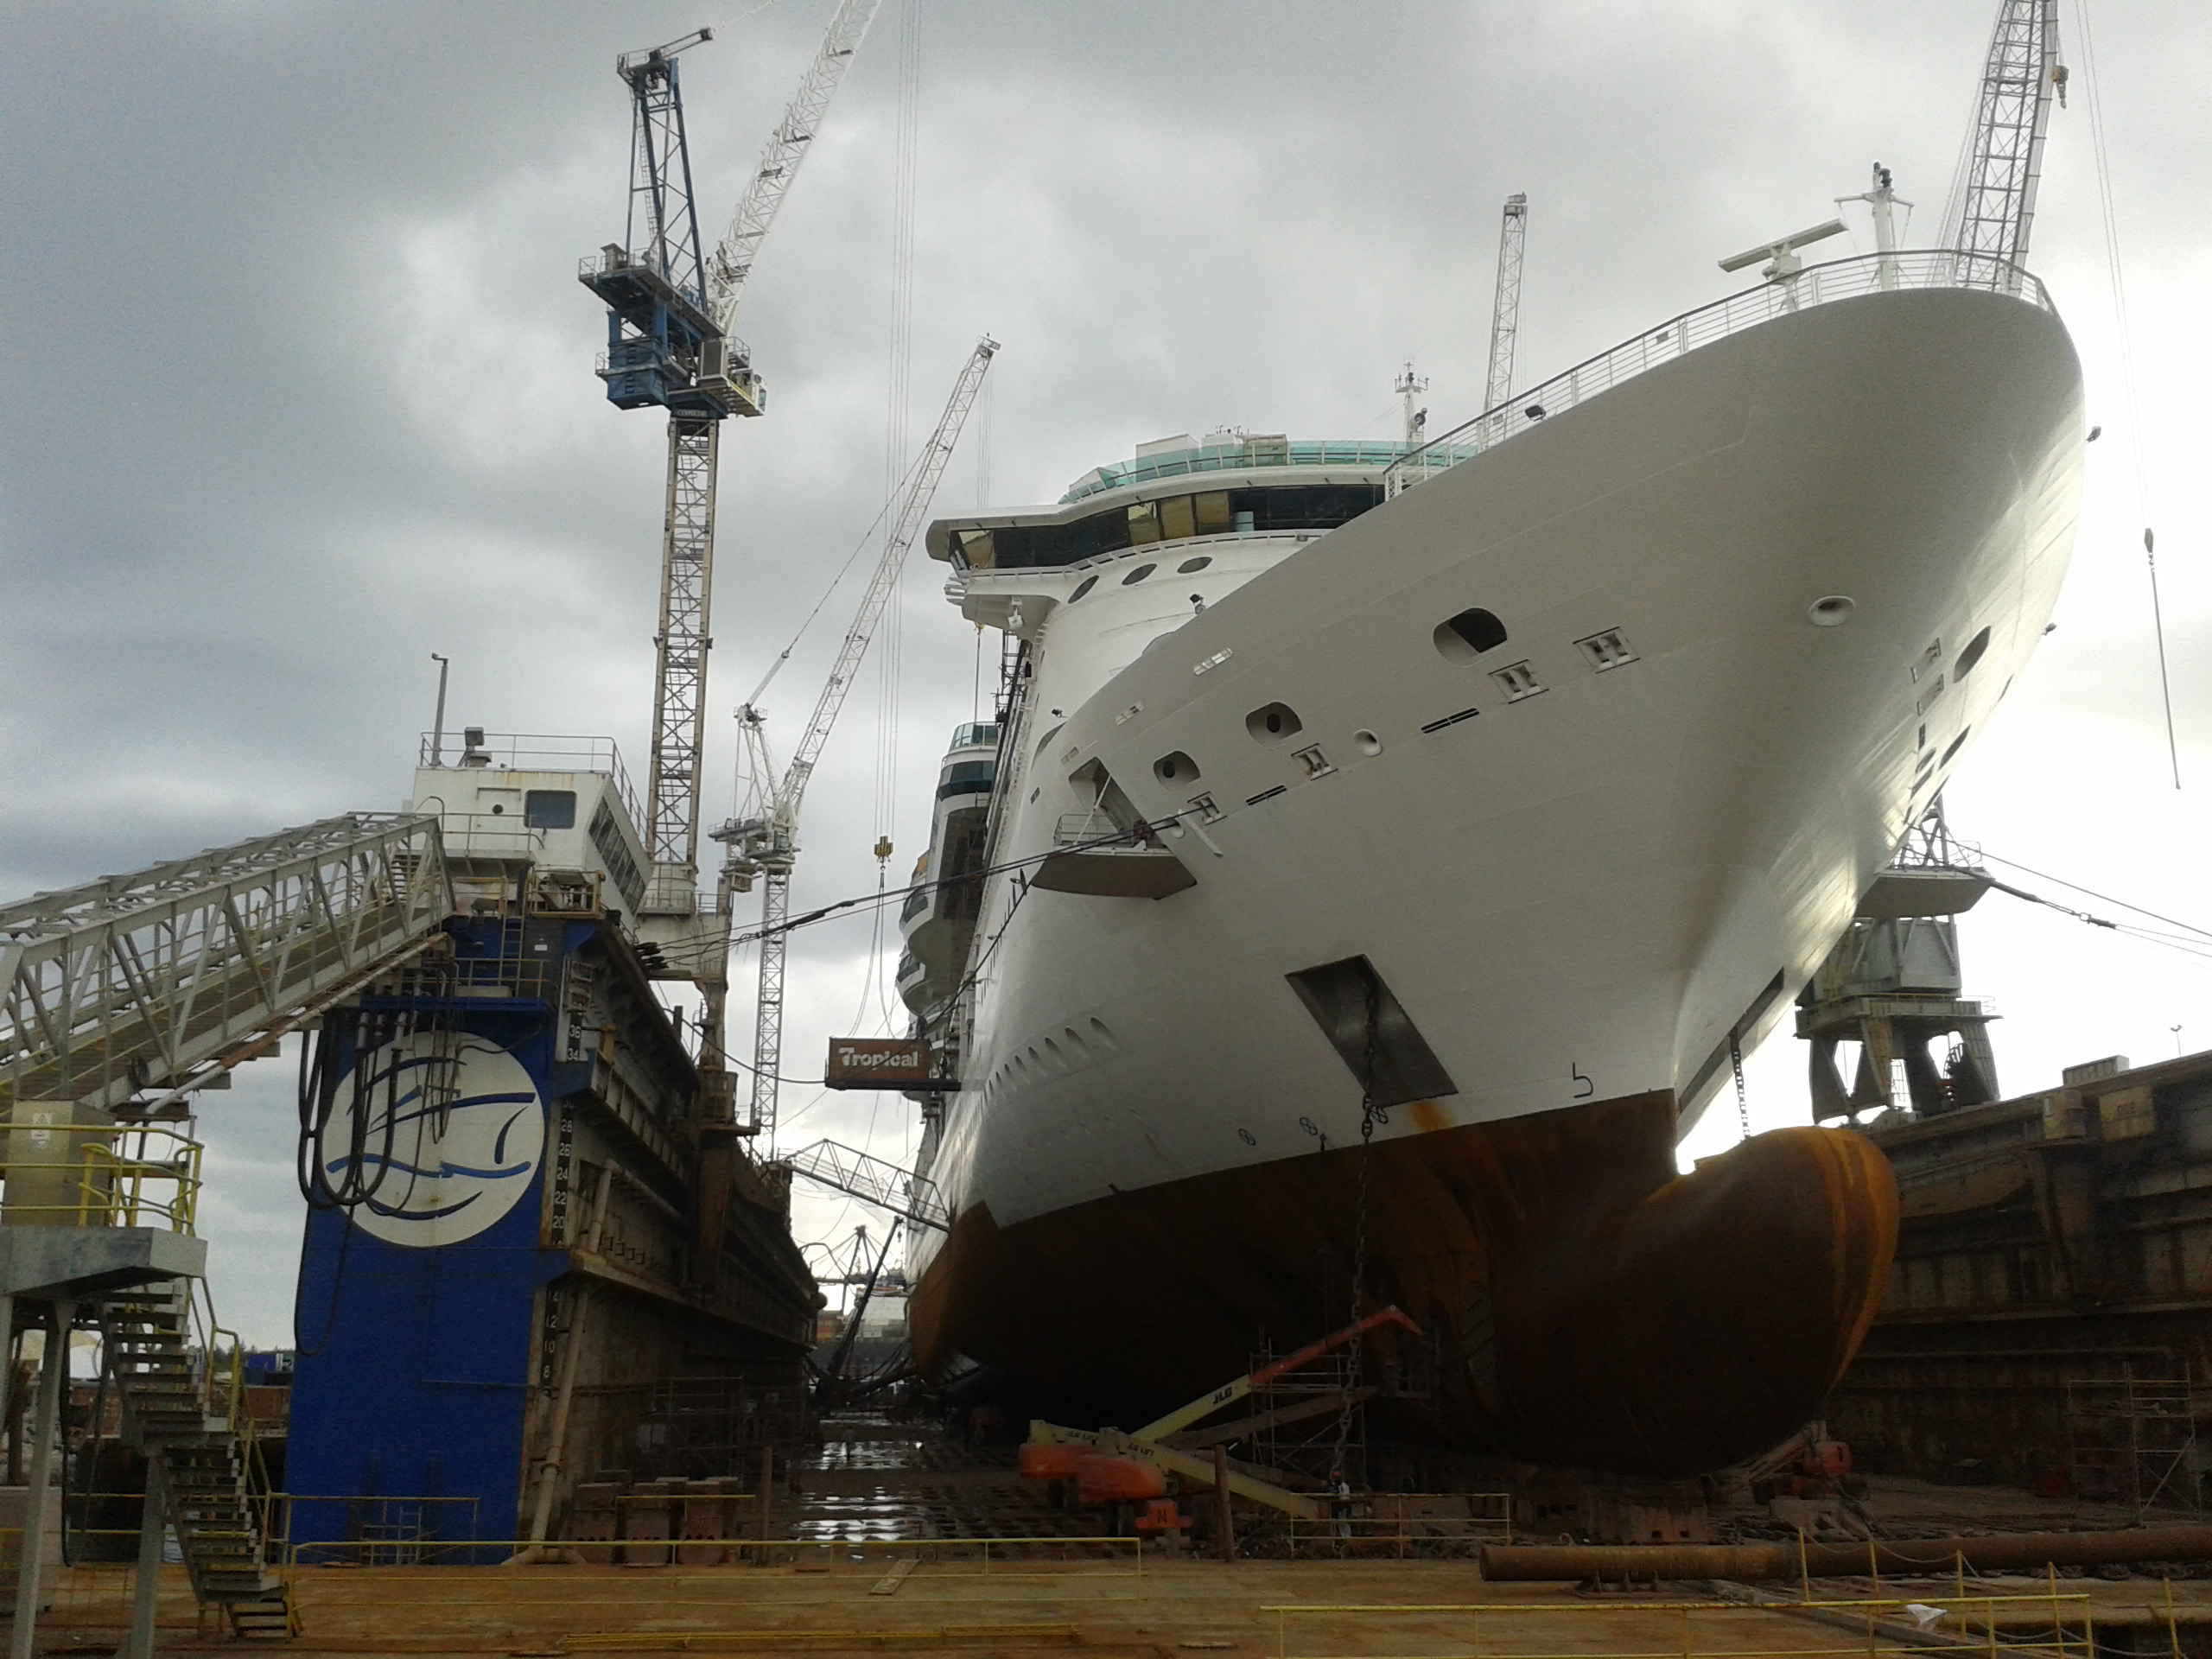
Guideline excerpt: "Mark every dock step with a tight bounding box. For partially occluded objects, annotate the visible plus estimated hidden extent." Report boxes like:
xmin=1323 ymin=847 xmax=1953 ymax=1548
xmin=225 ymin=1594 xmax=298 ymax=1641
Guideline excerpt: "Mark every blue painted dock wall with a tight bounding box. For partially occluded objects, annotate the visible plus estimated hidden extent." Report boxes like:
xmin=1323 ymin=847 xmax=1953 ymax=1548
xmin=287 ymin=918 xmax=605 ymax=1559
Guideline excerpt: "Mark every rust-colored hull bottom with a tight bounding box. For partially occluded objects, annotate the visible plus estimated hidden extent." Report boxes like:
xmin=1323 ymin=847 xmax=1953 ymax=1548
xmin=910 ymin=1092 xmax=1897 ymax=1475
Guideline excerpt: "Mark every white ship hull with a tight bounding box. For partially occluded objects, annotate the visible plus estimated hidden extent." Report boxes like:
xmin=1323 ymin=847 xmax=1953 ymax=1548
xmin=906 ymin=274 xmax=2082 ymax=1471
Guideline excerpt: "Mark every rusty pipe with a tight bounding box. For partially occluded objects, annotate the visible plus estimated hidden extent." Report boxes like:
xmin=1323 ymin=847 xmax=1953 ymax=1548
xmin=1480 ymin=1527 xmax=2212 ymax=1582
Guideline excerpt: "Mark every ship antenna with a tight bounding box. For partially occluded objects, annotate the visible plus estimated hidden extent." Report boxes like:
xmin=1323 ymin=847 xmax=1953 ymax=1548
xmin=1835 ymin=162 xmax=1912 ymax=292
xmin=1393 ymin=361 xmax=1429 ymax=448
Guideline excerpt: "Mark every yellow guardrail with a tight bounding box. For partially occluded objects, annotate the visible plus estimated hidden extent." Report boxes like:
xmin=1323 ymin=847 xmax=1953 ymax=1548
xmin=0 ymin=1121 xmax=206 ymax=1232
xmin=1284 ymin=1491 xmax=1513 ymax=1555
xmin=1262 ymin=1590 xmax=2101 ymax=1659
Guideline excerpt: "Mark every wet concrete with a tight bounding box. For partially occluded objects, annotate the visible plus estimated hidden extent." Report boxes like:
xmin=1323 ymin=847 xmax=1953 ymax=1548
xmin=792 ymin=1411 xmax=1100 ymax=1544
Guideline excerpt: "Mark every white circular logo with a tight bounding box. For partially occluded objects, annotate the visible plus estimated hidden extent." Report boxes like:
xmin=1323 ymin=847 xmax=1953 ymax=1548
xmin=323 ymin=1032 xmax=545 ymax=1248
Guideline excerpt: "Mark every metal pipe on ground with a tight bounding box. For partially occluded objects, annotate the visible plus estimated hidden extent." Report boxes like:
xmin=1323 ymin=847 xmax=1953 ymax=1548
xmin=1481 ymin=1528 xmax=2212 ymax=1582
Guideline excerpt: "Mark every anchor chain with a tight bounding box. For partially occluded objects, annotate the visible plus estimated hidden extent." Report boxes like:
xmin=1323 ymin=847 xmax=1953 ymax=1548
xmin=1330 ymin=972 xmax=1385 ymax=1480
xmin=1731 ymin=1027 xmax=1752 ymax=1141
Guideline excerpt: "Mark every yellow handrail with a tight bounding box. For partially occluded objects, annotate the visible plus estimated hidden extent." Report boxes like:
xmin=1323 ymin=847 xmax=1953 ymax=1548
xmin=0 ymin=1119 xmax=206 ymax=1234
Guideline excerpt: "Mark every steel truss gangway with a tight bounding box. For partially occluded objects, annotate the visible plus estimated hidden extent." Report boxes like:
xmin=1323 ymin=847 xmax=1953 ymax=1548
xmin=773 ymin=1137 xmax=949 ymax=1233
xmin=0 ymin=811 xmax=452 ymax=1113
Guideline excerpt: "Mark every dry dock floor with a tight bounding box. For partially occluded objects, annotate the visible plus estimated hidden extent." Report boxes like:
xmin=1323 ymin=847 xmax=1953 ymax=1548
xmin=25 ymin=1423 xmax=2212 ymax=1656
xmin=24 ymin=1559 xmax=2212 ymax=1659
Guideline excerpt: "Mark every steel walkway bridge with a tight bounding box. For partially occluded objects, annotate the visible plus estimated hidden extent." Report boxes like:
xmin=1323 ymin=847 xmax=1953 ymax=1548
xmin=775 ymin=1138 xmax=951 ymax=1233
xmin=0 ymin=812 xmax=451 ymax=1112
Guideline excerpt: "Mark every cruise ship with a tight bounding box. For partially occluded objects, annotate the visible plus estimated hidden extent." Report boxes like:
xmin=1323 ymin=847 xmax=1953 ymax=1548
xmin=892 ymin=251 xmax=2085 ymax=1475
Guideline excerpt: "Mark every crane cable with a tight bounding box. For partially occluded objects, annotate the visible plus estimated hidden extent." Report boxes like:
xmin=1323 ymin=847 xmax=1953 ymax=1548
xmin=865 ymin=0 xmax=922 ymax=1035
xmin=2074 ymin=0 xmax=2179 ymax=789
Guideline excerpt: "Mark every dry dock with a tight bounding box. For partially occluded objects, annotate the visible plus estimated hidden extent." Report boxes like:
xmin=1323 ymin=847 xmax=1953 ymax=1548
xmin=21 ymin=1548 xmax=2212 ymax=1657
xmin=18 ymin=1421 xmax=2212 ymax=1657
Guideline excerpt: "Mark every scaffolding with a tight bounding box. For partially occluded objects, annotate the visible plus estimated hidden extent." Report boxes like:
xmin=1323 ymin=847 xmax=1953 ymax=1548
xmin=2064 ymin=1369 xmax=2209 ymax=1512
xmin=1243 ymin=1338 xmax=1371 ymax=1494
xmin=630 ymin=1370 xmax=812 ymax=1484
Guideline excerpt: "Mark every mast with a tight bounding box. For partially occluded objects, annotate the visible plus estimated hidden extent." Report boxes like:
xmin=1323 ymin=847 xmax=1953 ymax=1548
xmin=1394 ymin=362 xmax=1428 ymax=448
xmin=1484 ymin=193 xmax=1529 ymax=411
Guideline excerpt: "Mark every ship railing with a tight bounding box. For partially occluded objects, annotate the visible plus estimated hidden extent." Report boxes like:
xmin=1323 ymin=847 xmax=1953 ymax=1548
xmin=1053 ymin=810 xmax=1173 ymax=853
xmin=641 ymin=873 xmax=721 ymax=917
xmin=423 ymin=810 xmax=546 ymax=863
xmin=1383 ymin=248 xmax=2056 ymax=499
xmin=418 ymin=730 xmax=644 ymax=828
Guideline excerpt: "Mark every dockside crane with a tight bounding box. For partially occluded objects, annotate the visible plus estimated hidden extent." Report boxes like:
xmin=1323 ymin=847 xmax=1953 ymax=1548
xmin=717 ymin=337 xmax=1001 ymax=1149
xmin=1483 ymin=192 xmax=1528 ymax=412
xmin=1942 ymin=0 xmax=2064 ymax=282
xmin=580 ymin=2 xmax=886 ymax=939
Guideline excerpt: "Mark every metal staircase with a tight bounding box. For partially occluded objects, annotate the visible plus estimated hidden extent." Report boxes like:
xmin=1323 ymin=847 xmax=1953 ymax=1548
xmin=103 ymin=1281 xmax=295 ymax=1638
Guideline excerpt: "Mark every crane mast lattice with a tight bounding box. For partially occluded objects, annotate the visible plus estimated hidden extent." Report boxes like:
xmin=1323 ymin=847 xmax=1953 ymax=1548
xmin=1484 ymin=192 xmax=1529 ymax=412
xmin=720 ymin=338 xmax=1001 ymax=1148
xmin=1942 ymin=0 xmax=2063 ymax=284
xmin=582 ymin=2 xmax=886 ymax=924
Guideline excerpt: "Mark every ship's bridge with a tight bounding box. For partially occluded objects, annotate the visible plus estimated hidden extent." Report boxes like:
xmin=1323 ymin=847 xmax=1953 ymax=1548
xmin=928 ymin=431 xmax=1471 ymax=575
xmin=404 ymin=728 xmax=652 ymax=923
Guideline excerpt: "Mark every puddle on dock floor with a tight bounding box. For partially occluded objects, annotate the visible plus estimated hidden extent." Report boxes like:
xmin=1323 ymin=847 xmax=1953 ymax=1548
xmin=791 ymin=1411 xmax=1096 ymax=1543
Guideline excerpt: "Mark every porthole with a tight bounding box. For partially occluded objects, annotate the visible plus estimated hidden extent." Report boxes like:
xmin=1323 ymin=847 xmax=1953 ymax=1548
xmin=1354 ymin=729 xmax=1383 ymax=756
xmin=1069 ymin=575 xmax=1098 ymax=603
xmin=1433 ymin=607 xmax=1510 ymax=662
xmin=1941 ymin=727 xmax=1970 ymax=766
xmin=1122 ymin=563 xmax=1157 ymax=585
xmin=1244 ymin=702 xmax=1303 ymax=745
xmin=1089 ymin=1016 xmax=1116 ymax=1047
xmin=1954 ymin=626 xmax=1992 ymax=681
xmin=1176 ymin=556 xmax=1213 ymax=574
xmin=1154 ymin=750 xmax=1200 ymax=785
xmin=1063 ymin=1026 xmax=1090 ymax=1059
xmin=1808 ymin=595 xmax=1856 ymax=627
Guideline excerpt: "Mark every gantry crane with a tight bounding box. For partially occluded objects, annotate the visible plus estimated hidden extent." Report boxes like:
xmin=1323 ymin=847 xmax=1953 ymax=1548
xmin=1942 ymin=0 xmax=2064 ymax=283
xmin=580 ymin=3 xmax=885 ymax=938
xmin=1483 ymin=192 xmax=1528 ymax=412
xmin=715 ymin=337 xmax=1001 ymax=1148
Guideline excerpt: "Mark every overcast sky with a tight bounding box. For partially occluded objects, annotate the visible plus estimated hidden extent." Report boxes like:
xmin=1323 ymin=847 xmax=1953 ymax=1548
xmin=3 ymin=1 xmax=2207 ymax=1344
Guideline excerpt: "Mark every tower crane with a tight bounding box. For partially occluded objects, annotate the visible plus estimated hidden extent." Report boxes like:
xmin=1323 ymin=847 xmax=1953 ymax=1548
xmin=1942 ymin=0 xmax=2064 ymax=285
xmin=580 ymin=2 xmax=886 ymax=940
xmin=715 ymin=337 xmax=1001 ymax=1149
xmin=1484 ymin=192 xmax=1529 ymax=412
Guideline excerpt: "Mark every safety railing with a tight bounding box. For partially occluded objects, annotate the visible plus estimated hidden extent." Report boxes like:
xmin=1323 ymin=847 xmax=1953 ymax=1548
xmin=0 ymin=811 xmax=451 ymax=1113
xmin=1284 ymin=1490 xmax=1513 ymax=1556
xmin=1064 ymin=437 xmax=1480 ymax=503
xmin=1382 ymin=248 xmax=2056 ymax=499
xmin=1265 ymin=1588 xmax=2100 ymax=1659
xmin=408 ymin=809 xmax=545 ymax=863
xmin=181 ymin=1273 xmax=243 ymax=1426
xmin=639 ymin=873 xmax=719 ymax=917
xmin=0 ymin=1119 xmax=206 ymax=1232
xmin=419 ymin=731 xmax=643 ymax=829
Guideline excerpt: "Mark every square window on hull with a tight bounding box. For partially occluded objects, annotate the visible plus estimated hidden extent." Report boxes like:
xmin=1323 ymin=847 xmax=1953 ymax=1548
xmin=1284 ymin=955 xmax=1459 ymax=1109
